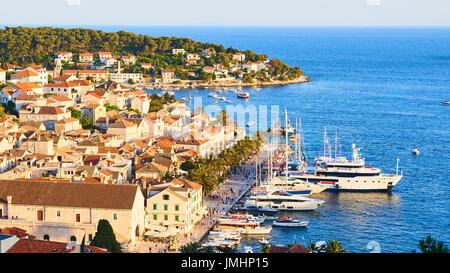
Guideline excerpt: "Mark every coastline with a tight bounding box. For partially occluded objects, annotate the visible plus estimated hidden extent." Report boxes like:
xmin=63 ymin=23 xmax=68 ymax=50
xmin=135 ymin=76 xmax=311 ymax=90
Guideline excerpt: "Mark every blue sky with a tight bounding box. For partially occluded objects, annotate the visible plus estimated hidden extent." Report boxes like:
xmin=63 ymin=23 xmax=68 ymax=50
xmin=0 ymin=0 xmax=449 ymax=26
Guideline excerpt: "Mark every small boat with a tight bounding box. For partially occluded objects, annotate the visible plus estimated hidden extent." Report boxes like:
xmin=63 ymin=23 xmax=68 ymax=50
xmin=239 ymin=226 xmax=272 ymax=235
xmin=237 ymin=92 xmax=250 ymax=99
xmin=246 ymin=121 xmax=254 ymax=127
xmin=234 ymin=204 xmax=278 ymax=216
xmin=259 ymin=237 xmax=269 ymax=245
xmin=273 ymin=217 xmax=309 ymax=227
xmin=212 ymin=101 xmax=218 ymax=104
xmin=243 ymin=246 xmax=253 ymax=253
xmin=412 ymin=147 xmax=420 ymax=155
xmin=225 ymin=100 xmax=232 ymax=103
xmin=440 ymin=101 xmax=450 ymax=105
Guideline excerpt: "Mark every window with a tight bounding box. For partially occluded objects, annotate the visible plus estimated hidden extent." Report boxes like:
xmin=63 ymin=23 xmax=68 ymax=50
xmin=70 ymin=236 xmax=77 ymax=242
xmin=153 ymin=215 xmax=157 ymax=220
xmin=113 ymin=213 xmax=117 ymax=220
xmin=76 ymin=214 xmax=80 ymax=222
xmin=153 ymin=204 xmax=157 ymax=210
xmin=164 ymin=205 xmax=168 ymax=211
xmin=57 ymin=211 xmax=60 ymax=217
xmin=43 ymin=234 xmax=49 ymax=241
xmin=163 ymin=195 xmax=169 ymax=200
xmin=89 ymin=234 xmax=93 ymax=241
xmin=175 ymin=215 xmax=179 ymax=221
xmin=175 ymin=205 xmax=179 ymax=211
xmin=164 ymin=215 xmax=168 ymax=221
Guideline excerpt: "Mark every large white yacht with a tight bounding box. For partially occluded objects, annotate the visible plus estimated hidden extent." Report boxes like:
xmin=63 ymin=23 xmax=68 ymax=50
xmin=245 ymin=189 xmax=325 ymax=211
xmin=262 ymin=176 xmax=328 ymax=195
xmin=291 ymin=143 xmax=403 ymax=192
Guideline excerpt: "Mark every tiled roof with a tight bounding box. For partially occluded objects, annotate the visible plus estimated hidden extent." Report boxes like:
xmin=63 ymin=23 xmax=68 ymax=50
xmin=12 ymin=70 xmax=39 ymax=77
xmin=0 ymin=179 xmax=139 ymax=209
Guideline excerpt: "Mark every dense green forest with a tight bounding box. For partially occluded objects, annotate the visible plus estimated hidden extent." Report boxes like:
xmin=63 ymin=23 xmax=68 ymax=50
xmin=0 ymin=26 xmax=304 ymax=80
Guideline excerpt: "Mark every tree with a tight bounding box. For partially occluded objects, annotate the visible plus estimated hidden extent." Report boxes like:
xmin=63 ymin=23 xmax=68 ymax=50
xmin=90 ymin=219 xmax=122 ymax=253
xmin=260 ymin=244 xmax=270 ymax=253
xmin=180 ymin=242 xmax=202 ymax=253
xmin=323 ymin=240 xmax=348 ymax=253
xmin=415 ymin=236 xmax=448 ymax=253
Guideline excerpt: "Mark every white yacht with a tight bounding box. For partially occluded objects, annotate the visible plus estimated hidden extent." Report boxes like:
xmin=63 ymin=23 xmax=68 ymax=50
xmin=265 ymin=176 xmax=328 ymax=195
xmin=245 ymin=189 xmax=325 ymax=211
xmin=412 ymin=147 xmax=420 ymax=155
xmin=291 ymin=143 xmax=403 ymax=192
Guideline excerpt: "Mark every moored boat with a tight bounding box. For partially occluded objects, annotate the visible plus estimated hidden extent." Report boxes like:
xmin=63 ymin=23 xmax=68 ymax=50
xmin=273 ymin=217 xmax=309 ymax=227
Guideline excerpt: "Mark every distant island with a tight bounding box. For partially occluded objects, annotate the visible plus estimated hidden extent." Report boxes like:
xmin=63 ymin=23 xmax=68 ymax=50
xmin=0 ymin=26 xmax=310 ymax=88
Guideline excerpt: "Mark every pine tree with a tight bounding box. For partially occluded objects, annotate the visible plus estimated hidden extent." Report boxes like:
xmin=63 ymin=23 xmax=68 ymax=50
xmin=90 ymin=219 xmax=122 ymax=253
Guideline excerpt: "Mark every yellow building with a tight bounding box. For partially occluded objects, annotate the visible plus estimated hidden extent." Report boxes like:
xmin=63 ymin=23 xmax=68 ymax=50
xmin=0 ymin=180 xmax=145 ymax=244
xmin=146 ymin=179 xmax=206 ymax=233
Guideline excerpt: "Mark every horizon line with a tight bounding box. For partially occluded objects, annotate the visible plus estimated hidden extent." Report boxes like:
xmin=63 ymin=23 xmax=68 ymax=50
xmin=2 ymin=24 xmax=450 ymax=28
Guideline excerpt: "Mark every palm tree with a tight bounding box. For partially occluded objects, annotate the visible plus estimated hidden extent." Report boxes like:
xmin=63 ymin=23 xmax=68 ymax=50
xmin=260 ymin=244 xmax=270 ymax=253
xmin=324 ymin=240 xmax=348 ymax=253
xmin=416 ymin=236 xmax=448 ymax=253
xmin=307 ymin=241 xmax=325 ymax=253
xmin=180 ymin=242 xmax=202 ymax=253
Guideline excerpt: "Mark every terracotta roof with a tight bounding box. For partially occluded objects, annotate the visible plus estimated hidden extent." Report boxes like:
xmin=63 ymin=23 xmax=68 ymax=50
xmin=108 ymin=119 xmax=136 ymax=129
xmin=45 ymin=82 xmax=79 ymax=88
xmin=0 ymin=180 xmax=139 ymax=210
xmin=170 ymin=178 xmax=202 ymax=191
xmin=64 ymin=70 xmax=108 ymax=74
xmin=37 ymin=106 xmax=64 ymax=115
xmin=0 ymin=227 xmax=35 ymax=239
xmin=97 ymin=147 xmax=119 ymax=154
xmin=269 ymin=244 xmax=312 ymax=253
xmin=12 ymin=70 xmax=39 ymax=77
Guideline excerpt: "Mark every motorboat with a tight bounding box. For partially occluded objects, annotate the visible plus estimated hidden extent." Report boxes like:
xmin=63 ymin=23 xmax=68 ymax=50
xmin=412 ymin=147 xmax=420 ymax=155
xmin=273 ymin=217 xmax=309 ymax=227
xmin=212 ymin=101 xmax=218 ymax=104
xmin=243 ymin=246 xmax=254 ymax=253
xmin=237 ymin=92 xmax=250 ymax=99
xmin=246 ymin=121 xmax=254 ymax=127
xmin=245 ymin=189 xmax=325 ymax=211
xmin=232 ymin=204 xmax=278 ymax=216
xmin=259 ymin=238 xmax=269 ymax=245
xmin=238 ymin=226 xmax=272 ymax=235
xmin=265 ymin=176 xmax=328 ymax=195
xmin=440 ymin=100 xmax=450 ymax=105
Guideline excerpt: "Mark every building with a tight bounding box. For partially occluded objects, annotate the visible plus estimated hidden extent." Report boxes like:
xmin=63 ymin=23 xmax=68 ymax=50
xmin=172 ymin=49 xmax=185 ymax=55
xmin=146 ymin=178 xmax=206 ymax=233
xmin=121 ymin=56 xmax=136 ymax=65
xmin=19 ymin=105 xmax=71 ymax=130
xmin=107 ymin=119 xmax=138 ymax=142
xmin=98 ymin=52 xmax=113 ymax=60
xmin=56 ymin=52 xmax=73 ymax=62
xmin=233 ymin=53 xmax=246 ymax=62
xmin=0 ymin=180 xmax=145 ymax=244
xmin=54 ymin=118 xmax=82 ymax=135
xmin=44 ymin=82 xmax=83 ymax=101
xmin=161 ymin=70 xmax=175 ymax=83
xmin=109 ymin=73 xmax=143 ymax=84
xmin=0 ymin=68 xmax=5 ymax=84
xmin=63 ymin=70 xmax=109 ymax=82
xmin=79 ymin=53 xmax=94 ymax=63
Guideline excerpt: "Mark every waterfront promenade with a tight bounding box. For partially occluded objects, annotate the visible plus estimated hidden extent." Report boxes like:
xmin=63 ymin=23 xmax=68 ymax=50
xmin=125 ymin=143 xmax=267 ymax=253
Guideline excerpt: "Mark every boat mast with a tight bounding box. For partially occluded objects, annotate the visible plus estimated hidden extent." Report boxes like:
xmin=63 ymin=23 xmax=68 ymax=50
xmin=285 ymin=108 xmax=288 ymax=189
xmin=323 ymin=126 xmax=327 ymax=158
xmin=335 ymin=130 xmax=338 ymax=160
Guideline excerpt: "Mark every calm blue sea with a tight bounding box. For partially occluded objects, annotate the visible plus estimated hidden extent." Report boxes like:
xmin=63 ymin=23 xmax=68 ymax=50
xmin=92 ymin=26 xmax=449 ymax=252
